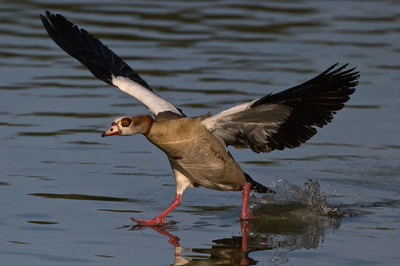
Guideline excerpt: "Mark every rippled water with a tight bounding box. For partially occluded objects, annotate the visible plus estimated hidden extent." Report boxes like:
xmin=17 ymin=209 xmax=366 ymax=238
xmin=1 ymin=0 xmax=399 ymax=265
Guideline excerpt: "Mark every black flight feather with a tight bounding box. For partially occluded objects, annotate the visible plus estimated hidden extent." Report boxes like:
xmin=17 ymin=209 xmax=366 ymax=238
xmin=252 ymin=63 xmax=359 ymax=151
xmin=40 ymin=11 xmax=151 ymax=90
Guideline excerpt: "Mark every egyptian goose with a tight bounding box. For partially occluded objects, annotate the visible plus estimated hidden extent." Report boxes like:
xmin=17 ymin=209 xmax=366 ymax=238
xmin=40 ymin=11 xmax=359 ymax=226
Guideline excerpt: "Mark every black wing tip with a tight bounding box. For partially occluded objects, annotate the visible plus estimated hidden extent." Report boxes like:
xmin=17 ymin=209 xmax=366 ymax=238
xmin=41 ymin=11 xmax=67 ymax=22
xmin=40 ymin=11 xmax=114 ymax=85
xmin=325 ymin=63 xmax=360 ymax=82
xmin=42 ymin=10 xmax=53 ymax=18
xmin=245 ymin=173 xmax=275 ymax=194
xmin=40 ymin=11 xmax=153 ymax=90
xmin=251 ymin=63 xmax=359 ymax=109
xmin=39 ymin=10 xmax=50 ymax=20
xmin=311 ymin=63 xmax=359 ymax=99
xmin=253 ymin=63 xmax=359 ymax=152
xmin=40 ymin=11 xmax=70 ymax=31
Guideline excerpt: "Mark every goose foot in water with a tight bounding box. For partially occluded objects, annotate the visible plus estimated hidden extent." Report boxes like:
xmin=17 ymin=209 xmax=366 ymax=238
xmin=131 ymin=194 xmax=182 ymax=226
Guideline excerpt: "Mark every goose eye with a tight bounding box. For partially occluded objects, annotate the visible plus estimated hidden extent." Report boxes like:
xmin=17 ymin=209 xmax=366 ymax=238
xmin=121 ymin=118 xmax=132 ymax=127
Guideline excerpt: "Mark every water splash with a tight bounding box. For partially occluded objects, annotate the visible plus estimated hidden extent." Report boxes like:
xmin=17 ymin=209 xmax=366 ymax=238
xmin=251 ymin=177 xmax=342 ymax=217
xmin=243 ymin=177 xmax=343 ymax=255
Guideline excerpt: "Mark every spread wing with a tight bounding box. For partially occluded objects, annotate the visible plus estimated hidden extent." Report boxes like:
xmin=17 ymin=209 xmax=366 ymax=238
xmin=203 ymin=64 xmax=359 ymax=153
xmin=40 ymin=11 xmax=183 ymax=116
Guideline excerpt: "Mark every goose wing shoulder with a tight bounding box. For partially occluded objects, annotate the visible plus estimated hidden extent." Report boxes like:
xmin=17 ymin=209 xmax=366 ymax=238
xmin=202 ymin=64 xmax=359 ymax=153
xmin=40 ymin=11 xmax=183 ymax=116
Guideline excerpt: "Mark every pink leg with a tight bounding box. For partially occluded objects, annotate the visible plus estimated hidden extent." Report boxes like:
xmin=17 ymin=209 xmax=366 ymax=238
xmin=240 ymin=220 xmax=251 ymax=265
xmin=240 ymin=220 xmax=250 ymax=252
xmin=151 ymin=226 xmax=181 ymax=248
xmin=131 ymin=194 xmax=182 ymax=226
xmin=240 ymin=183 xmax=253 ymax=220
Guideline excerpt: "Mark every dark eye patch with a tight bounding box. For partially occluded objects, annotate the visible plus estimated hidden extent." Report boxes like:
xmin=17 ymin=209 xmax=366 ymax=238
xmin=121 ymin=117 xmax=132 ymax=127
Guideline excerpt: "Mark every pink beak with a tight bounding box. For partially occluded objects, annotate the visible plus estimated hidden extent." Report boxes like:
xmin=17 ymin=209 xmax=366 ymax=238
xmin=101 ymin=123 xmax=121 ymax=137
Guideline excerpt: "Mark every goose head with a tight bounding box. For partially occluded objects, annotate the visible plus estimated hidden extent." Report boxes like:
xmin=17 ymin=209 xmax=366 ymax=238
xmin=102 ymin=115 xmax=153 ymax=137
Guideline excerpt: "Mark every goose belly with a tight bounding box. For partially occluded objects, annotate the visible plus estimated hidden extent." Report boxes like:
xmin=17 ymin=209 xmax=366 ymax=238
xmin=146 ymin=117 xmax=246 ymax=191
xmin=162 ymin=137 xmax=245 ymax=191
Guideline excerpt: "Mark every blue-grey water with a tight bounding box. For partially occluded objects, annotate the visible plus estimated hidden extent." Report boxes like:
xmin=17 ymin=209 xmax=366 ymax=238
xmin=1 ymin=1 xmax=399 ymax=265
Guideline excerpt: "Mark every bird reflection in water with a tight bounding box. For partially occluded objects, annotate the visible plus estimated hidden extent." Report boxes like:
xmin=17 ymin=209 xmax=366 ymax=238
xmin=131 ymin=208 xmax=342 ymax=265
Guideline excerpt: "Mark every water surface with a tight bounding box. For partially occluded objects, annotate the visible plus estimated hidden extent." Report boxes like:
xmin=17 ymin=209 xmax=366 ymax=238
xmin=1 ymin=0 xmax=399 ymax=265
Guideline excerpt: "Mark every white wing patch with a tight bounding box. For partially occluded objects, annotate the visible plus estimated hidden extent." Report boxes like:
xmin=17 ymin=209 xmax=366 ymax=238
xmin=203 ymin=100 xmax=255 ymax=131
xmin=112 ymin=75 xmax=181 ymax=116
xmin=203 ymin=102 xmax=292 ymax=151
